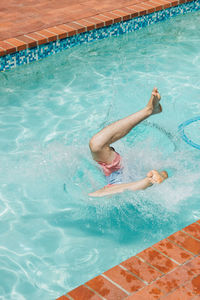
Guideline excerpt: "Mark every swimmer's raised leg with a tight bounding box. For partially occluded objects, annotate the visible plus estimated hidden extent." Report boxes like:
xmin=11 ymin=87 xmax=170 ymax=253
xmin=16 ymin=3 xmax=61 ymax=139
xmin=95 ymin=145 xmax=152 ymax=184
xmin=89 ymin=88 xmax=162 ymax=164
xmin=89 ymin=170 xmax=168 ymax=197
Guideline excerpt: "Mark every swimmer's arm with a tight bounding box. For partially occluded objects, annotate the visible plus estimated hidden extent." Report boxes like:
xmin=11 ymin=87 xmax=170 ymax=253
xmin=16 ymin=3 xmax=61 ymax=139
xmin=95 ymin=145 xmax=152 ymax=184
xmin=88 ymin=178 xmax=151 ymax=197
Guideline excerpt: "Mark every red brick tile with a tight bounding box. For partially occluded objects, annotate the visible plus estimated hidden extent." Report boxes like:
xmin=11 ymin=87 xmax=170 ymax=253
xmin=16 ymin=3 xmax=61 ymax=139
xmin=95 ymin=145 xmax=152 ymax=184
xmin=182 ymin=223 xmax=200 ymax=241
xmin=0 ymin=0 xmax=191 ymax=43
xmin=153 ymin=239 xmax=193 ymax=264
xmin=35 ymin=29 xmax=57 ymax=42
xmin=196 ymin=220 xmax=200 ymax=225
xmin=138 ymin=248 xmax=178 ymax=274
xmin=5 ymin=38 xmax=26 ymax=51
xmin=86 ymin=275 xmax=128 ymax=299
xmin=0 ymin=47 xmax=6 ymax=56
xmin=100 ymin=12 xmax=122 ymax=23
xmin=170 ymin=0 xmax=179 ymax=6
xmin=121 ymin=256 xmax=162 ymax=284
xmin=25 ymin=32 xmax=48 ymax=45
xmin=168 ymin=231 xmax=200 ymax=255
xmin=75 ymin=19 xmax=96 ymax=31
xmin=16 ymin=35 xmax=37 ymax=48
xmin=184 ymin=255 xmax=200 ymax=275
xmin=67 ymin=22 xmax=86 ymax=33
xmin=56 ymin=24 xmax=76 ymax=37
xmin=128 ymin=4 xmax=147 ymax=15
xmin=139 ymin=2 xmax=155 ymax=13
xmin=68 ymin=284 xmax=101 ymax=300
xmin=134 ymin=2 xmax=155 ymax=13
xmin=121 ymin=7 xmax=139 ymax=18
xmin=163 ymin=2 xmax=171 ymax=9
xmin=126 ymin=284 xmax=164 ymax=299
xmin=46 ymin=26 xmax=67 ymax=40
xmin=151 ymin=0 xmax=170 ymax=5
xmin=56 ymin=295 xmax=70 ymax=300
xmin=84 ymin=16 xmax=105 ymax=29
xmin=145 ymin=0 xmax=164 ymax=10
xmin=111 ymin=9 xmax=132 ymax=21
xmin=161 ymin=285 xmax=195 ymax=300
xmin=154 ymin=265 xmax=194 ymax=294
xmin=104 ymin=265 xmax=145 ymax=294
xmin=93 ymin=14 xmax=113 ymax=26
xmin=0 ymin=41 xmax=16 ymax=54
xmin=184 ymin=275 xmax=200 ymax=295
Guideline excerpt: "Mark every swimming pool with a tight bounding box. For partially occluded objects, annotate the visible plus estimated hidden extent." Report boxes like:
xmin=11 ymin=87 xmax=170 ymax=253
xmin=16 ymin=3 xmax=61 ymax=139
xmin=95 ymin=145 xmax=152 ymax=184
xmin=0 ymin=9 xmax=200 ymax=299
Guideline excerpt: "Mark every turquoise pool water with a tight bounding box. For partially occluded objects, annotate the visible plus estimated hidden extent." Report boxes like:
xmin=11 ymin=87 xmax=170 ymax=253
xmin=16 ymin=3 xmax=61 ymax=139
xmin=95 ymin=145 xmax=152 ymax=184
xmin=0 ymin=10 xmax=200 ymax=299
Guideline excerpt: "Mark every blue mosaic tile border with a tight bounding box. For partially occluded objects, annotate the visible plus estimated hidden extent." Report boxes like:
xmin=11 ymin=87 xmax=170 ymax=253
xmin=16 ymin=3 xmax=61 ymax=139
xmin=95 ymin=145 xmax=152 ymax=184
xmin=0 ymin=0 xmax=200 ymax=72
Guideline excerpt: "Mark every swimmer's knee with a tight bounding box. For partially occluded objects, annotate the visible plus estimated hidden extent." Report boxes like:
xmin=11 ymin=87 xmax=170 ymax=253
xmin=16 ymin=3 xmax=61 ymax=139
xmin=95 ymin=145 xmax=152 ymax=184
xmin=89 ymin=136 xmax=103 ymax=153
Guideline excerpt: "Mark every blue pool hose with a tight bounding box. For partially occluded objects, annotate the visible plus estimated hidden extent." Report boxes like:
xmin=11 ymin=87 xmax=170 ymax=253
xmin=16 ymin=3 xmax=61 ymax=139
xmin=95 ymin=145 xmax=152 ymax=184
xmin=178 ymin=116 xmax=200 ymax=150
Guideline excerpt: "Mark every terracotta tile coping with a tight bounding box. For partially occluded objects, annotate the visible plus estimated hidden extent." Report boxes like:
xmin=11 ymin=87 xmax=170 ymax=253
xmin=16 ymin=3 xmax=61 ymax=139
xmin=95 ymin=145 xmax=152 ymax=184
xmin=58 ymin=220 xmax=200 ymax=299
xmin=0 ymin=0 xmax=194 ymax=57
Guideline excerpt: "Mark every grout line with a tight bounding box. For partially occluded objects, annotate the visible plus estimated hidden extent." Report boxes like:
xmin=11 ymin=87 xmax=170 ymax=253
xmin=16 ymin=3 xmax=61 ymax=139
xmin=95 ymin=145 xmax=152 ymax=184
xmin=22 ymin=35 xmax=38 ymax=47
xmin=69 ymin=21 xmax=86 ymax=30
xmin=135 ymin=255 xmax=165 ymax=275
xmin=82 ymin=18 xmax=96 ymax=24
xmin=159 ymin=278 xmax=192 ymax=298
xmin=101 ymin=274 xmax=130 ymax=295
xmin=25 ymin=32 xmax=46 ymax=39
xmin=99 ymin=13 xmax=121 ymax=23
xmin=84 ymin=283 xmax=106 ymax=299
xmin=166 ymin=237 xmax=196 ymax=255
xmin=89 ymin=16 xmax=106 ymax=25
xmin=119 ymin=264 xmax=148 ymax=285
xmin=151 ymin=246 xmax=181 ymax=265
xmin=81 ymin=18 xmax=98 ymax=29
xmin=63 ymin=24 xmax=79 ymax=33
xmin=182 ymin=254 xmax=199 ymax=268
xmin=181 ymin=229 xmax=200 ymax=242
xmin=65 ymin=293 xmax=73 ymax=300
xmin=112 ymin=8 xmax=131 ymax=14
xmin=101 ymin=11 xmax=123 ymax=18
xmin=23 ymin=34 xmax=37 ymax=41
xmin=73 ymin=21 xmax=87 ymax=27
xmin=148 ymin=0 xmax=164 ymax=6
xmin=2 ymin=40 xmax=16 ymax=48
xmin=43 ymin=29 xmax=58 ymax=38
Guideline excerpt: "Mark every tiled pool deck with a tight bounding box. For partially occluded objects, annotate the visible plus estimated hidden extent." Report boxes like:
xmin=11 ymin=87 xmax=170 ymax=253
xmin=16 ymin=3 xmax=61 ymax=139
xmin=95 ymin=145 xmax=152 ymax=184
xmin=0 ymin=0 xmax=195 ymax=56
xmin=1 ymin=1 xmax=200 ymax=299
xmin=58 ymin=220 xmax=200 ymax=299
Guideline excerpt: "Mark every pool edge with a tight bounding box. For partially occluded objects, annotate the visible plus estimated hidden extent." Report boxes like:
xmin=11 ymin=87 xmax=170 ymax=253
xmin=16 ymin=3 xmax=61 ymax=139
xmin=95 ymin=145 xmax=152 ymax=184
xmin=58 ymin=219 xmax=200 ymax=299
xmin=0 ymin=0 xmax=200 ymax=72
xmin=0 ymin=0 xmax=191 ymax=56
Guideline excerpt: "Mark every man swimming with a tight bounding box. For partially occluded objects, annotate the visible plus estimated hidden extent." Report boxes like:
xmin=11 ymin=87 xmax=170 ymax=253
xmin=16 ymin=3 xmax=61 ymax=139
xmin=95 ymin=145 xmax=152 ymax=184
xmin=89 ymin=87 xmax=168 ymax=197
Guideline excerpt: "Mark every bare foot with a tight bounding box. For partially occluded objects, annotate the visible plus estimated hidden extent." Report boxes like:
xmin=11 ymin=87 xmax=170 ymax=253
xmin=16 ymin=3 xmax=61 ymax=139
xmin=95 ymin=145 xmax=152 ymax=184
xmin=147 ymin=170 xmax=168 ymax=184
xmin=146 ymin=87 xmax=162 ymax=115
